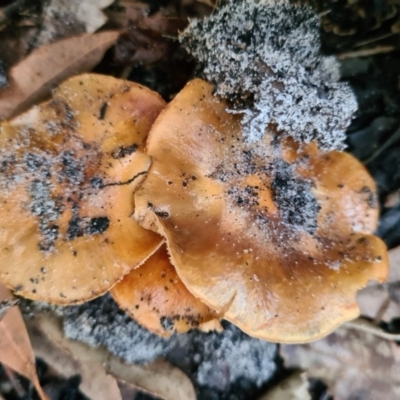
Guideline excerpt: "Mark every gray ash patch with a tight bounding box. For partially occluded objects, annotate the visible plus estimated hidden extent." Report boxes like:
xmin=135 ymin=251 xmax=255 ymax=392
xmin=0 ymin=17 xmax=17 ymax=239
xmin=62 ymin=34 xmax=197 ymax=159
xmin=29 ymin=180 xmax=62 ymax=252
xmin=66 ymin=215 xmax=84 ymax=241
xmin=209 ymin=147 xmax=262 ymax=183
xmin=227 ymin=185 xmax=260 ymax=209
xmin=22 ymin=295 xmax=277 ymax=399
xmin=61 ymin=294 xmax=174 ymax=364
xmin=0 ymin=59 xmax=7 ymax=89
xmin=272 ymin=160 xmax=320 ymax=234
xmin=90 ymin=176 xmax=104 ymax=189
xmin=60 ymin=151 xmax=85 ymax=184
xmin=360 ymin=186 xmax=378 ymax=209
xmin=25 ymin=153 xmax=52 ymax=176
xmin=160 ymin=316 xmax=174 ymax=331
xmin=0 ymin=154 xmax=16 ymax=173
xmin=181 ymin=0 xmax=357 ymax=150
xmin=167 ymin=321 xmax=277 ymax=400
xmin=0 ymin=124 xmax=112 ymax=252
xmin=211 ymin=137 xmax=319 ymax=235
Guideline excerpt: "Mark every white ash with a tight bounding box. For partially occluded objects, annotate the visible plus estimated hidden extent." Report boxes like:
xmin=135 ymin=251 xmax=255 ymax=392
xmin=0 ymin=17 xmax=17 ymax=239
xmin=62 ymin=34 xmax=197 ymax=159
xmin=61 ymin=294 xmax=174 ymax=364
xmin=21 ymin=295 xmax=277 ymax=398
xmin=180 ymin=0 xmax=358 ymax=150
xmin=167 ymin=322 xmax=277 ymax=398
xmin=194 ymin=324 xmax=276 ymax=389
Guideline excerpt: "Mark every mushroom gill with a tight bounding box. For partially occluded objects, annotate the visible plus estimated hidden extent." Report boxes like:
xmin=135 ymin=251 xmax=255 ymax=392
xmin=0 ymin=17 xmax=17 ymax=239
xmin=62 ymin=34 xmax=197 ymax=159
xmin=134 ymin=78 xmax=389 ymax=343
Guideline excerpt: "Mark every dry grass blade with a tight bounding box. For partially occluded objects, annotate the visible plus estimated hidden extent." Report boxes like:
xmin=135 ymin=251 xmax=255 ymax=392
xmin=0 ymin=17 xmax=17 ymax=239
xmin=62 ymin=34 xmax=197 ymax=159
xmin=27 ymin=314 xmax=196 ymax=400
xmin=0 ymin=30 xmax=119 ymax=120
xmin=0 ymin=283 xmax=47 ymax=400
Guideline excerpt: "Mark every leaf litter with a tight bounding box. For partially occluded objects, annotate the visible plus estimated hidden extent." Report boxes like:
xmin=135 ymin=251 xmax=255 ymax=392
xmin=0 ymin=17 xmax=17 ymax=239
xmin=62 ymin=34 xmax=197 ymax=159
xmin=0 ymin=283 xmax=47 ymax=400
xmin=357 ymin=245 xmax=400 ymax=323
xmin=0 ymin=30 xmax=119 ymax=120
xmin=281 ymin=325 xmax=400 ymax=400
xmin=34 ymin=0 xmax=114 ymax=47
xmin=26 ymin=312 xmax=196 ymax=400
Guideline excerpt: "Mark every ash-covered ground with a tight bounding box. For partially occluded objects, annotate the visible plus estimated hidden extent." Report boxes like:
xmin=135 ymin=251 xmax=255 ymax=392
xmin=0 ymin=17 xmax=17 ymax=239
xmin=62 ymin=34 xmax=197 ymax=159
xmin=22 ymin=294 xmax=277 ymax=400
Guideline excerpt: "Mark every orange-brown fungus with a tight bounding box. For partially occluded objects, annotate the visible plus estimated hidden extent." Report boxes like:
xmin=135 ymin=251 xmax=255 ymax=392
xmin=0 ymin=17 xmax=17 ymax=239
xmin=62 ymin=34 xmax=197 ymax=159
xmin=135 ymin=79 xmax=389 ymax=343
xmin=111 ymin=245 xmax=221 ymax=337
xmin=0 ymin=74 xmax=165 ymax=304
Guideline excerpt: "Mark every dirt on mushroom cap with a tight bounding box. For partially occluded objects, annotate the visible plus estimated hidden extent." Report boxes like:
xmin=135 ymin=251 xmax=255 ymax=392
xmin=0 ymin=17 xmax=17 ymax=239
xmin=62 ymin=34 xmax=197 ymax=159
xmin=111 ymin=244 xmax=221 ymax=337
xmin=134 ymin=78 xmax=389 ymax=343
xmin=0 ymin=74 xmax=165 ymax=304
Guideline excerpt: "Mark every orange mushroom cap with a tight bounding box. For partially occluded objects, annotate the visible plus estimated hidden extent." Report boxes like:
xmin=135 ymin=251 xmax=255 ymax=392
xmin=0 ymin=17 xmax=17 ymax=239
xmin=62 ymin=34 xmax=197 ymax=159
xmin=134 ymin=78 xmax=389 ymax=343
xmin=111 ymin=244 xmax=221 ymax=337
xmin=0 ymin=74 xmax=165 ymax=304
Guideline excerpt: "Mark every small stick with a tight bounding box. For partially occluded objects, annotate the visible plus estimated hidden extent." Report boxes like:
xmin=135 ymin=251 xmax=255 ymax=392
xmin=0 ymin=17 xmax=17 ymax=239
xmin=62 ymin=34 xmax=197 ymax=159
xmin=345 ymin=318 xmax=400 ymax=341
xmin=338 ymin=45 xmax=395 ymax=60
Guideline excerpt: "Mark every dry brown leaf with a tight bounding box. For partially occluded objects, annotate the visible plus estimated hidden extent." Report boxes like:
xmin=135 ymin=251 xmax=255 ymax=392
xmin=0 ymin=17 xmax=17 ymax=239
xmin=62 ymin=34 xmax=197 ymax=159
xmin=389 ymin=245 xmax=400 ymax=282
xmin=27 ymin=314 xmax=196 ymax=400
xmin=0 ymin=283 xmax=47 ymax=400
xmin=357 ymin=282 xmax=400 ymax=323
xmin=281 ymin=326 xmax=400 ymax=400
xmin=258 ymin=372 xmax=310 ymax=400
xmin=36 ymin=0 xmax=115 ymax=46
xmin=28 ymin=317 xmax=122 ymax=400
xmin=0 ymin=31 xmax=119 ymax=120
xmin=357 ymin=246 xmax=400 ymax=323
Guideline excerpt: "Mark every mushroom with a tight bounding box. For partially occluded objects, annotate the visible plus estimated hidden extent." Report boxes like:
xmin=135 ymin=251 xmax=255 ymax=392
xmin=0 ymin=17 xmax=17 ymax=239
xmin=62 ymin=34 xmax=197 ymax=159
xmin=111 ymin=244 xmax=221 ymax=337
xmin=0 ymin=74 xmax=165 ymax=303
xmin=134 ymin=78 xmax=389 ymax=343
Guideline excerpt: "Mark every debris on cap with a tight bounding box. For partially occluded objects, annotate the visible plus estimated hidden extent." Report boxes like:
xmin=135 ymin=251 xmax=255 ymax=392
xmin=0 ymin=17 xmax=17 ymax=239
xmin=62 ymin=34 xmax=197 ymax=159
xmin=111 ymin=245 xmax=221 ymax=337
xmin=0 ymin=74 xmax=165 ymax=304
xmin=134 ymin=78 xmax=388 ymax=343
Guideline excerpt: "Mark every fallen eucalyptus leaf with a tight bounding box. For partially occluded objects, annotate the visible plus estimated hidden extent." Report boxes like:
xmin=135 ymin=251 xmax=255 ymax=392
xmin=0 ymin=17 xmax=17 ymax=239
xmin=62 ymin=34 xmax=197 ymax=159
xmin=281 ymin=326 xmax=400 ymax=400
xmin=0 ymin=30 xmax=119 ymax=120
xmin=0 ymin=284 xmax=47 ymax=400
xmin=28 ymin=317 xmax=122 ymax=400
